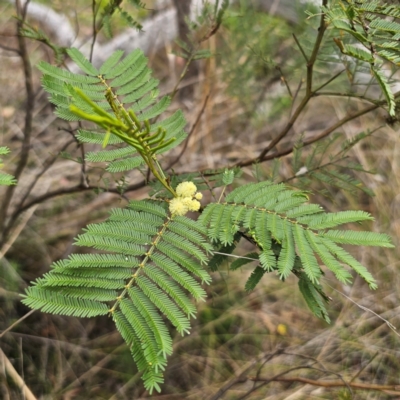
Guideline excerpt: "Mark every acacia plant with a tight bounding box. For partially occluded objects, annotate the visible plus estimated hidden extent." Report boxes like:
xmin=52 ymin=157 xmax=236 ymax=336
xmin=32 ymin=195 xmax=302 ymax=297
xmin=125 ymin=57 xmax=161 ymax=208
xmin=2 ymin=0 xmax=400 ymax=395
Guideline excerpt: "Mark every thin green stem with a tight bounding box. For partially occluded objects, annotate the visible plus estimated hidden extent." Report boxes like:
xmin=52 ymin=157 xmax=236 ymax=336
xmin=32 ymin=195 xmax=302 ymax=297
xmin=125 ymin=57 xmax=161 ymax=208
xmin=283 ymin=156 xmax=350 ymax=183
xmin=217 ymin=186 xmax=226 ymax=203
xmin=293 ymin=33 xmax=309 ymax=63
xmin=170 ymin=53 xmax=196 ymax=101
xmin=312 ymin=69 xmax=345 ymax=93
xmin=312 ymin=91 xmax=381 ymax=105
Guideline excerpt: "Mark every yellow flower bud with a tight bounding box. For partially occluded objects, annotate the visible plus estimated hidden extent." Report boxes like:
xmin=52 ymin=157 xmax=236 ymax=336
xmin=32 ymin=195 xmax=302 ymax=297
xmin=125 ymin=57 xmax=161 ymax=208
xmin=176 ymin=181 xmax=197 ymax=197
xmin=169 ymin=197 xmax=189 ymax=216
xmin=194 ymin=192 xmax=203 ymax=200
xmin=181 ymin=198 xmax=200 ymax=212
xmin=189 ymin=199 xmax=201 ymax=211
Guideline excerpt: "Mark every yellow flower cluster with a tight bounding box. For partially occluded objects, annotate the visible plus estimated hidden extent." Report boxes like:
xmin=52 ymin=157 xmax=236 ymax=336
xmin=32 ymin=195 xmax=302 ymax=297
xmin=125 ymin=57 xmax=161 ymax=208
xmin=169 ymin=182 xmax=203 ymax=216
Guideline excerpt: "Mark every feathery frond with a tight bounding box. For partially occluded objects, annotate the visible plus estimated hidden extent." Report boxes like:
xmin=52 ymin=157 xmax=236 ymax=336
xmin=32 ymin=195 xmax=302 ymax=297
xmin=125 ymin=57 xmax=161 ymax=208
xmin=324 ymin=1 xmax=400 ymax=115
xmin=22 ymin=199 xmax=210 ymax=393
xmin=200 ymin=180 xmax=393 ymax=320
xmin=38 ymin=48 xmax=188 ymax=176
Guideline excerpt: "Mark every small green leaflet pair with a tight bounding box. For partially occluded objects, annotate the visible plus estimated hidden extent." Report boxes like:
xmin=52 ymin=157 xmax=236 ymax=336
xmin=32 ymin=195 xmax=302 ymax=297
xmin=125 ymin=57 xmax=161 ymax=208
xmin=21 ymin=47 xmax=394 ymax=394
xmin=0 ymin=147 xmax=16 ymax=186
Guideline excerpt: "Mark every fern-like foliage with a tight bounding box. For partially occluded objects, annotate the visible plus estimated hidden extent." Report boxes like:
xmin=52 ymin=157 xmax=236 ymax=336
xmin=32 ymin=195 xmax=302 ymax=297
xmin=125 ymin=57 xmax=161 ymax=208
xmin=19 ymin=20 xmax=66 ymax=64
xmin=199 ymin=180 xmax=393 ymax=322
xmin=0 ymin=147 xmax=17 ymax=186
xmin=101 ymin=0 xmax=144 ymax=37
xmin=25 ymin=32 xmax=395 ymax=395
xmin=22 ymin=200 xmax=212 ymax=393
xmin=39 ymin=47 xmax=187 ymax=175
xmin=324 ymin=0 xmax=400 ymax=115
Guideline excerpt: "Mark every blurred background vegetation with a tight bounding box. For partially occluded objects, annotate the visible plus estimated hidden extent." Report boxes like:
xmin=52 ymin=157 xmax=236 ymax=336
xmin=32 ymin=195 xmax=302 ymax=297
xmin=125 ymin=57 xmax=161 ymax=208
xmin=1 ymin=0 xmax=400 ymax=399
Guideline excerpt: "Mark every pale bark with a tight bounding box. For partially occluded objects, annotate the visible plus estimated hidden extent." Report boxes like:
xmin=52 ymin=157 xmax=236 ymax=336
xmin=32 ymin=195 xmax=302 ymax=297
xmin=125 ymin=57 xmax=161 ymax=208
xmin=8 ymin=0 xmax=318 ymax=65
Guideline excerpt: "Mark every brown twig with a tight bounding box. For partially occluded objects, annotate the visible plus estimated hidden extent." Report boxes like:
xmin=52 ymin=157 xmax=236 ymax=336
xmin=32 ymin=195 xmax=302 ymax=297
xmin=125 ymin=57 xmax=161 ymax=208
xmin=313 ymin=90 xmax=381 ymax=105
xmin=0 ymin=0 xmax=35 ymax=240
xmin=290 ymin=78 xmax=304 ymax=117
xmin=0 ymin=348 xmax=37 ymax=400
xmin=170 ymin=52 xmax=197 ymax=102
xmin=239 ymin=365 xmax=323 ymax=400
xmin=275 ymin=65 xmax=293 ymax=98
xmin=89 ymin=0 xmax=98 ymax=62
xmin=207 ymin=348 xmax=284 ymax=400
xmin=350 ymin=352 xmax=379 ymax=383
xmin=15 ymin=140 xmax=75 ymax=212
xmin=283 ymin=156 xmax=350 ymax=183
xmin=254 ymin=1 xmax=328 ymax=162
xmin=6 ymin=180 xmax=146 ymax=224
xmin=236 ymin=100 xmax=383 ymax=168
xmin=0 ymin=43 xmax=21 ymax=55
xmin=1 ymin=140 xmax=76 ymax=243
xmin=241 ymin=360 xmax=353 ymax=400
xmin=312 ymin=69 xmax=345 ymax=93
xmin=166 ymin=94 xmax=210 ymax=171
xmin=293 ymin=33 xmax=309 ymax=63
xmin=250 ymin=375 xmax=400 ymax=393
xmin=0 ymin=310 xmax=36 ymax=340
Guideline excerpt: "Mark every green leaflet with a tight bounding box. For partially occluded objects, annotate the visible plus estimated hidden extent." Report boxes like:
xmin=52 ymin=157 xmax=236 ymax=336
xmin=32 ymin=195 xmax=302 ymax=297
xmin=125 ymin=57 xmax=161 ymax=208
xmin=85 ymin=146 xmax=137 ymax=162
xmin=321 ymin=230 xmax=394 ymax=247
xmin=99 ymin=50 xmax=125 ymax=75
xmin=371 ymin=68 xmax=395 ymax=116
xmin=0 ymin=147 xmax=17 ymax=186
xmin=245 ymin=267 xmax=267 ymax=292
xmin=22 ymin=199 xmax=210 ymax=394
xmin=21 ymin=287 xmax=109 ymax=318
xmin=293 ymin=224 xmax=321 ymax=283
xmin=277 ymin=221 xmax=295 ymax=280
xmin=298 ymin=273 xmax=330 ymax=323
xmin=113 ymin=311 xmax=165 ymax=392
xmin=298 ymin=210 xmax=374 ymax=229
xmin=106 ymin=156 xmax=144 ymax=173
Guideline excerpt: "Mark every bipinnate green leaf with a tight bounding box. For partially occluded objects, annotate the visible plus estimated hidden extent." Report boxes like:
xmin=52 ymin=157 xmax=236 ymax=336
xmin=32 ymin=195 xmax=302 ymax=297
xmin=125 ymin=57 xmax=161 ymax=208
xmin=200 ymin=180 xmax=394 ymax=319
xmin=38 ymin=48 xmax=188 ymax=175
xmin=22 ymin=199 xmax=210 ymax=393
